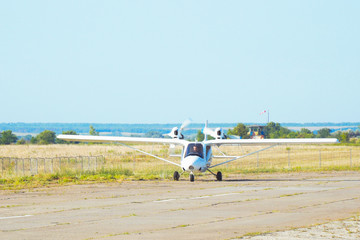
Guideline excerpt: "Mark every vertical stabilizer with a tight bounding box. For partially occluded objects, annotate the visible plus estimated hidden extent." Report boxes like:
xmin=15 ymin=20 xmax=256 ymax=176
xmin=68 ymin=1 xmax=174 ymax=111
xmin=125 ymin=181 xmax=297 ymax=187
xmin=204 ymin=120 xmax=208 ymax=141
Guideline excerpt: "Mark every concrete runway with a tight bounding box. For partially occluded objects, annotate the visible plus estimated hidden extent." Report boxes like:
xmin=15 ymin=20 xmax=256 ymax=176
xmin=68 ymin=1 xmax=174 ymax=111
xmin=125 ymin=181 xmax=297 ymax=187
xmin=1 ymin=172 xmax=360 ymax=240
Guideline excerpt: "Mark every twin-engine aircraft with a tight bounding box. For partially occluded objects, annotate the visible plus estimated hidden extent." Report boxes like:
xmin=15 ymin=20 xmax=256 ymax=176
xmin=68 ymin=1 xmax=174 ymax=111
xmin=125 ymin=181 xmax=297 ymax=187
xmin=57 ymin=121 xmax=338 ymax=182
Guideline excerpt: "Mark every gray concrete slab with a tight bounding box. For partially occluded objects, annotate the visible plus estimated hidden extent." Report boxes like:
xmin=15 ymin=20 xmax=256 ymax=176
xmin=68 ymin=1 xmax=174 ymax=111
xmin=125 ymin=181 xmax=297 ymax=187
xmin=0 ymin=172 xmax=360 ymax=239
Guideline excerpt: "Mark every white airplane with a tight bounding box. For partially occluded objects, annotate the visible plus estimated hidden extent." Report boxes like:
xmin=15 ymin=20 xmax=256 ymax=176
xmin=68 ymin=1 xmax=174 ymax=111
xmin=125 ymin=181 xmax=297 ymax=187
xmin=57 ymin=121 xmax=338 ymax=182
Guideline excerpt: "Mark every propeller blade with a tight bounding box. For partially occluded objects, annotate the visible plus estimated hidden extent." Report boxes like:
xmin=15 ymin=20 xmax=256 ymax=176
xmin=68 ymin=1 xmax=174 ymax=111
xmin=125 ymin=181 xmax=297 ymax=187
xmin=203 ymin=127 xmax=215 ymax=136
xmin=180 ymin=118 xmax=192 ymax=131
xmin=203 ymin=127 xmax=218 ymax=139
xmin=167 ymin=119 xmax=192 ymax=139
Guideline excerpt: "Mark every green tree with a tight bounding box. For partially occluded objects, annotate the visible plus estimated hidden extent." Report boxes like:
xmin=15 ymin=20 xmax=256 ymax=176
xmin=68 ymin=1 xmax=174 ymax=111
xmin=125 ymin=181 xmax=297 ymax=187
xmin=17 ymin=138 xmax=26 ymax=145
xmin=195 ymin=130 xmax=215 ymax=141
xmin=332 ymin=130 xmax=350 ymax=143
xmin=89 ymin=125 xmax=99 ymax=136
xmin=340 ymin=132 xmax=350 ymax=143
xmin=354 ymin=129 xmax=360 ymax=138
xmin=30 ymin=136 xmax=38 ymax=144
xmin=63 ymin=130 xmax=78 ymax=135
xmin=298 ymin=128 xmax=314 ymax=138
xmin=145 ymin=131 xmax=163 ymax=138
xmin=227 ymin=123 xmax=249 ymax=139
xmin=196 ymin=130 xmax=204 ymax=141
xmin=36 ymin=130 xmax=57 ymax=144
xmin=300 ymin=128 xmax=312 ymax=135
xmin=332 ymin=131 xmax=341 ymax=141
xmin=22 ymin=135 xmax=33 ymax=142
xmin=265 ymin=122 xmax=291 ymax=138
xmin=287 ymin=131 xmax=299 ymax=138
xmin=317 ymin=128 xmax=331 ymax=138
xmin=0 ymin=130 xmax=17 ymax=145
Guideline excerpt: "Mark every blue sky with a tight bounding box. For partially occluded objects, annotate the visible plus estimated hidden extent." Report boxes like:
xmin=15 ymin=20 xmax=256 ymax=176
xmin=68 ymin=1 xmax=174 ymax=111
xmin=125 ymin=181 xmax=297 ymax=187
xmin=1 ymin=1 xmax=359 ymax=124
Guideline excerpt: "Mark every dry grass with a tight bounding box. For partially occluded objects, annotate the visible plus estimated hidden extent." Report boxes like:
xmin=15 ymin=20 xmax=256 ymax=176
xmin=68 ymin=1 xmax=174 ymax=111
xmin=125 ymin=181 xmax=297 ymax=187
xmin=212 ymin=144 xmax=360 ymax=172
xmin=1 ymin=143 xmax=359 ymax=179
xmin=0 ymin=143 xmax=359 ymax=189
xmin=0 ymin=144 xmax=166 ymax=158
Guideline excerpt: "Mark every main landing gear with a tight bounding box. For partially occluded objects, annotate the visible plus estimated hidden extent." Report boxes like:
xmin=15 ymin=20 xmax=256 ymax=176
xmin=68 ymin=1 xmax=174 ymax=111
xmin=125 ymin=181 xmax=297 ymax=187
xmin=207 ymin=169 xmax=222 ymax=181
xmin=173 ymin=171 xmax=195 ymax=182
xmin=216 ymin=171 xmax=222 ymax=181
xmin=173 ymin=171 xmax=180 ymax=181
xmin=173 ymin=171 xmax=222 ymax=182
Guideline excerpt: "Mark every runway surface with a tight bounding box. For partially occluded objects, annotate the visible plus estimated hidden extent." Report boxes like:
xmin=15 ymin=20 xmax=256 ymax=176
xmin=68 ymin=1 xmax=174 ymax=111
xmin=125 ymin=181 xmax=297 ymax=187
xmin=1 ymin=172 xmax=360 ymax=240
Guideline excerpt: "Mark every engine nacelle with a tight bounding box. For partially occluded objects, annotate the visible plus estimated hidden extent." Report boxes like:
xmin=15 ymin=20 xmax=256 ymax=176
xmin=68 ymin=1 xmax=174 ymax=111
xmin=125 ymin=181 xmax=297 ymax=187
xmin=203 ymin=127 xmax=227 ymax=139
xmin=168 ymin=127 xmax=184 ymax=139
xmin=214 ymin=127 xmax=227 ymax=139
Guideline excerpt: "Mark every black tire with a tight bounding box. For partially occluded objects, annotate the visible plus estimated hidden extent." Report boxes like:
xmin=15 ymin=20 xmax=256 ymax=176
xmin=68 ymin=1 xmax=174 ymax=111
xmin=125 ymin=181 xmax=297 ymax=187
xmin=190 ymin=174 xmax=195 ymax=182
xmin=173 ymin=171 xmax=180 ymax=181
xmin=216 ymin=171 xmax=222 ymax=181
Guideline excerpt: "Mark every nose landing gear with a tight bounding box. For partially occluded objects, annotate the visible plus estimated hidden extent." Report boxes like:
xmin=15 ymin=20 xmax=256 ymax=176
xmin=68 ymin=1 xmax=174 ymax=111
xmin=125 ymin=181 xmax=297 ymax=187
xmin=174 ymin=170 xmax=221 ymax=182
xmin=190 ymin=173 xmax=195 ymax=182
xmin=173 ymin=171 xmax=195 ymax=182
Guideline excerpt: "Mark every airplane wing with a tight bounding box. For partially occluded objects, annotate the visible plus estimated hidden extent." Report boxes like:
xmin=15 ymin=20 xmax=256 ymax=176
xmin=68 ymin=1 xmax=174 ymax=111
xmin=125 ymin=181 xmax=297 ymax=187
xmin=57 ymin=134 xmax=187 ymax=167
xmin=206 ymin=138 xmax=339 ymax=168
xmin=57 ymin=134 xmax=188 ymax=146
xmin=205 ymin=138 xmax=339 ymax=146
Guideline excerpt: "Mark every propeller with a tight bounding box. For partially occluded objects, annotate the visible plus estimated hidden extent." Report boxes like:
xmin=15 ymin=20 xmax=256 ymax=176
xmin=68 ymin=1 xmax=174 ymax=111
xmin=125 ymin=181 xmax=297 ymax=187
xmin=203 ymin=126 xmax=216 ymax=138
xmin=203 ymin=126 xmax=227 ymax=139
xmin=179 ymin=118 xmax=192 ymax=135
xmin=166 ymin=118 xmax=192 ymax=139
xmin=203 ymin=121 xmax=239 ymax=139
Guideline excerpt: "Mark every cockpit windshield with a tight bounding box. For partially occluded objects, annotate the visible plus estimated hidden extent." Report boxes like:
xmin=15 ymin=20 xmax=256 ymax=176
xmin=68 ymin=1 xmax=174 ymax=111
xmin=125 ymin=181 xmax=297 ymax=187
xmin=185 ymin=143 xmax=204 ymax=158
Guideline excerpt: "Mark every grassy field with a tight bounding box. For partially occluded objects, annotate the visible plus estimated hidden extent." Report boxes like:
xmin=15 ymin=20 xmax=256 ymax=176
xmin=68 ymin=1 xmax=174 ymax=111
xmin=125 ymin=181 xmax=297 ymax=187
xmin=0 ymin=143 xmax=359 ymax=189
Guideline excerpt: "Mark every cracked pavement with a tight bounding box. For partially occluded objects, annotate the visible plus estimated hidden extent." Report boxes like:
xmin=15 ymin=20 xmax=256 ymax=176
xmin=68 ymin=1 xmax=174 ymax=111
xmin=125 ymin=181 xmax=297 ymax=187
xmin=1 ymin=172 xmax=360 ymax=239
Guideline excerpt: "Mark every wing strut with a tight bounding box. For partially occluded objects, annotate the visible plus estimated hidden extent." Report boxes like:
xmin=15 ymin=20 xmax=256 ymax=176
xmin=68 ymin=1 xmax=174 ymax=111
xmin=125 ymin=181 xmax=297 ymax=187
xmin=117 ymin=142 xmax=181 ymax=167
xmin=209 ymin=145 xmax=277 ymax=168
xmin=214 ymin=145 xmax=227 ymax=156
xmin=212 ymin=146 xmax=239 ymax=158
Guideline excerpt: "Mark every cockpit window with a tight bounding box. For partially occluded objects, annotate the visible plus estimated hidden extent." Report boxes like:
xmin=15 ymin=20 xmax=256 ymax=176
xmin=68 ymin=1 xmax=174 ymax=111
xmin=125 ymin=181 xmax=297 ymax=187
xmin=185 ymin=143 xmax=204 ymax=158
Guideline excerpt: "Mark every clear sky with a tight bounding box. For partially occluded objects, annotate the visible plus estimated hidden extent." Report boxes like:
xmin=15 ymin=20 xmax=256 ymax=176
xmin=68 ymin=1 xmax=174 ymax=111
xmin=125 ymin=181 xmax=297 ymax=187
xmin=1 ymin=1 xmax=359 ymax=124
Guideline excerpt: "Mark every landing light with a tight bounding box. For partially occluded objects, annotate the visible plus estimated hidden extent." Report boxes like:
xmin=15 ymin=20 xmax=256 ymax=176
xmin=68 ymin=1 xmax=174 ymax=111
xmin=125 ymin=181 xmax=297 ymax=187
xmin=189 ymin=165 xmax=194 ymax=170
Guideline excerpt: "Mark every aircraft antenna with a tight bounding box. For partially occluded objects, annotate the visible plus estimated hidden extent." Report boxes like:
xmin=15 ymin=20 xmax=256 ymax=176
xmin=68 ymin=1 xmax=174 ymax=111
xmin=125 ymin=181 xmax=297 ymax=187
xmin=204 ymin=120 xmax=208 ymax=141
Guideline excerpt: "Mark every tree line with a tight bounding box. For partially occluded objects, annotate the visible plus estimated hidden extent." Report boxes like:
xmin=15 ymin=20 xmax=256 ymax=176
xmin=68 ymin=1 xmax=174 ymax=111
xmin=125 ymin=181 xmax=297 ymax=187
xmin=3 ymin=122 xmax=359 ymax=136
xmin=0 ymin=125 xmax=99 ymax=145
xmin=225 ymin=122 xmax=360 ymax=143
xmin=1 ymin=123 xmax=360 ymax=145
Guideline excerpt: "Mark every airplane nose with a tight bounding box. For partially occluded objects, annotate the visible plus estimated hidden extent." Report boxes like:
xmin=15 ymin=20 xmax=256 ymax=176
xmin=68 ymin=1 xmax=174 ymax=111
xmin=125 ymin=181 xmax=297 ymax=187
xmin=182 ymin=156 xmax=206 ymax=172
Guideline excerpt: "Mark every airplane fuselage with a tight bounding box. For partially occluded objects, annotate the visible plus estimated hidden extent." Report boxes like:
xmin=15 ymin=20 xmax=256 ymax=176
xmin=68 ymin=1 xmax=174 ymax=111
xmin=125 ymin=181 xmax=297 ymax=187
xmin=180 ymin=142 xmax=212 ymax=173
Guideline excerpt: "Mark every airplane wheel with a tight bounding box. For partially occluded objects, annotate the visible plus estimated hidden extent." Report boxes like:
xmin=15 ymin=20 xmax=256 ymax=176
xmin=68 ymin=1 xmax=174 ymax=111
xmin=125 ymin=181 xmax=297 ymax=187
xmin=190 ymin=173 xmax=195 ymax=182
xmin=216 ymin=171 xmax=222 ymax=181
xmin=173 ymin=171 xmax=180 ymax=181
